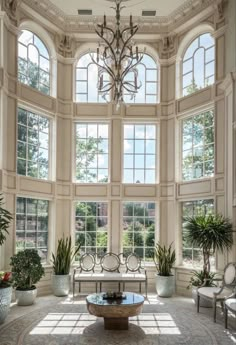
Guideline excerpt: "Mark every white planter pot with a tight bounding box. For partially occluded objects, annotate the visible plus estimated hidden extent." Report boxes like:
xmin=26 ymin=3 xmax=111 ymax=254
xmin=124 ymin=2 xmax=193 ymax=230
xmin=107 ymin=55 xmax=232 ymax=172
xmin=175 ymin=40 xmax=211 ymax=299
xmin=52 ymin=274 xmax=71 ymax=296
xmin=192 ymin=287 xmax=212 ymax=308
xmin=155 ymin=274 xmax=175 ymax=297
xmin=15 ymin=287 xmax=37 ymax=306
xmin=0 ymin=286 xmax=12 ymax=324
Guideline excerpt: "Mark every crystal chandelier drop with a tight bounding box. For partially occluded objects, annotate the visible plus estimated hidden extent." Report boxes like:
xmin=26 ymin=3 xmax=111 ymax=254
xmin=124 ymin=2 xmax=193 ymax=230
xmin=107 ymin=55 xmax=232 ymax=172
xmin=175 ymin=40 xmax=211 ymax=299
xmin=90 ymin=0 xmax=145 ymax=106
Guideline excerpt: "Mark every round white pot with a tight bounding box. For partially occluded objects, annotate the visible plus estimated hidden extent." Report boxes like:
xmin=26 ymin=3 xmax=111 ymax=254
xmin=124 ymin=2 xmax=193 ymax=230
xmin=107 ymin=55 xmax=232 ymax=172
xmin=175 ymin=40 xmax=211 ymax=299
xmin=191 ymin=287 xmax=212 ymax=308
xmin=0 ymin=286 xmax=12 ymax=324
xmin=52 ymin=274 xmax=71 ymax=296
xmin=155 ymin=274 xmax=175 ymax=297
xmin=15 ymin=287 xmax=37 ymax=306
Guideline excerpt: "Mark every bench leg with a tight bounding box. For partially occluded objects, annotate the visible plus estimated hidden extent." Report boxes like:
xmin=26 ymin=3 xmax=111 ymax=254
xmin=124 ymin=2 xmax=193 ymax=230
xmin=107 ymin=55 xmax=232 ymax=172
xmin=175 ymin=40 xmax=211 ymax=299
xmin=123 ymin=282 xmax=125 ymax=292
xmin=139 ymin=282 xmax=141 ymax=293
xmin=225 ymin=307 xmax=228 ymax=329
xmin=118 ymin=282 xmax=121 ymax=292
xmin=197 ymin=294 xmax=200 ymax=313
xmin=213 ymin=298 xmax=217 ymax=322
xmin=100 ymin=282 xmax=102 ymax=292
xmin=78 ymin=282 xmax=81 ymax=294
xmin=96 ymin=282 xmax=97 ymax=293
xmin=73 ymin=280 xmax=75 ymax=298
xmin=145 ymin=280 xmax=147 ymax=298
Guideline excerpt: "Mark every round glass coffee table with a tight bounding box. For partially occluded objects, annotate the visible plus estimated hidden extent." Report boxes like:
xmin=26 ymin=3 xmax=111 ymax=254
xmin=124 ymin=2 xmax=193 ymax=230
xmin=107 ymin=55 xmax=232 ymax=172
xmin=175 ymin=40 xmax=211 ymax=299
xmin=86 ymin=292 xmax=144 ymax=330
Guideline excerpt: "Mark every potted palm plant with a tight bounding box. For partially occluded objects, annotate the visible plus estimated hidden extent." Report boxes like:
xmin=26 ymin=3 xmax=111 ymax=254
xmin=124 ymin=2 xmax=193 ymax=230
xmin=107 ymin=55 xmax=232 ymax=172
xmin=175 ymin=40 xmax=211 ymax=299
xmin=184 ymin=214 xmax=234 ymax=305
xmin=10 ymin=249 xmax=45 ymax=305
xmin=0 ymin=193 xmax=13 ymax=323
xmin=154 ymin=242 xmax=176 ymax=297
xmin=51 ymin=236 xmax=80 ymax=296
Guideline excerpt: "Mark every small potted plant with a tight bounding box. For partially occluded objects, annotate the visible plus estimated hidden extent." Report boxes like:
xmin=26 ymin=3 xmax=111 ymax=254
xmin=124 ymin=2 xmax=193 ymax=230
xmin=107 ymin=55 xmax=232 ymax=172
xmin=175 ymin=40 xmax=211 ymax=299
xmin=51 ymin=236 xmax=80 ymax=296
xmin=0 ymin=272 xmax=12 ymax=324
xmin=0 ymin=193 xmax=13 ymax=323
xmin=184 ymin=214 xmax=234 ymax=306
xmin=10 ymin=249 xmax=45 ymax=306
xmin=154 ymin=242 xmax=176 ymax=297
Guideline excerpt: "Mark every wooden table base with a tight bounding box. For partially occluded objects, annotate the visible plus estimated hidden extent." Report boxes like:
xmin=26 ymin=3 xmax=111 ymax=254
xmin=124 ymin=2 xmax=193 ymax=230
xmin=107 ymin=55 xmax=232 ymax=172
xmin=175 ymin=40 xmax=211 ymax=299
xmin=104 ymin=317 xmax=128 ymax=330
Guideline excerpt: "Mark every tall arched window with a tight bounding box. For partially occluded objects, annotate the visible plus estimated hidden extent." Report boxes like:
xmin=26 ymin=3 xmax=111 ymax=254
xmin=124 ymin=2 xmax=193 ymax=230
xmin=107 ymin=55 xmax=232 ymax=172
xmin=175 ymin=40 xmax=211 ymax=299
xmin=124 ymin=54 xmax=158 ymax=104
xmin=182 ymin=33 xmax=215 ymax=97
xmin=18 ymin=30 xmax=50 ymax=95
xmin=76 ymin=53 xmax=107 ymax=103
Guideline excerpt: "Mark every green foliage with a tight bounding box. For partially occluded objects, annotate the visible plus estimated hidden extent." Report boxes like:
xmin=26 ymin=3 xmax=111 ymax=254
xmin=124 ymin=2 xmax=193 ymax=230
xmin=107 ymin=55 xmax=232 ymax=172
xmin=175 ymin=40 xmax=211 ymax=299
xmin=52 ymin=236 xmax=81 ymax=275
xmin=184 ymin=214 xmax=233 ymax=275
xmin=154 ymin=242 xmax=176 ymax=276
xmin=187 ymin=270 xmax=216 ymax=289
xmin=76 ymin=136 xmax=107 ymax=182
xmin=0 ymin=194 xmax=13 ymax=246
xmin=10 ymin=249 xmax=45 ymax=290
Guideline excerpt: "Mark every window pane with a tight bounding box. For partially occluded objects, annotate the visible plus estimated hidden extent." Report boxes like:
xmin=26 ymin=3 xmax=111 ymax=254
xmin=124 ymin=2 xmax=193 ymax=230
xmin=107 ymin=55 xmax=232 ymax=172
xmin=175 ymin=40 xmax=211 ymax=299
xmin=123 ymin=124 xmax=156 ymax=183
xmin=182 ymin=110 xmax=214 ymax=181
xmin=76 ymin=123 xmax=109 ymax=183
xmin=182 ymin=33 xmax=215 ymax=96
xmin=18 ymin=30 xmax=50 ymax=95
xmin=122 ymin=202 xmax=156 ymax=262
xmin=17 ymin=108 xmax=50 ymax=180
xmin=16 ymin=197 xmax=49 ymax=261
xmin=75 ymin=202 xmax=108 ymax=256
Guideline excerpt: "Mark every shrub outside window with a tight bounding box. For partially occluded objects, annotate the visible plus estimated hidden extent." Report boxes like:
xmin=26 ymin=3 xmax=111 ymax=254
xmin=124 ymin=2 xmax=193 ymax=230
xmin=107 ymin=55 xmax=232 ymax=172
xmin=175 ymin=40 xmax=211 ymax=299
xmin=75 ymin=123 xmax=109 ymax=183
xmin=18 ymin=30 xmax=50 ymax=95
xmin=182 ymin=33 xmax=215 ymax=96
xmin=122 ymin=202 xmax=155 ymax=262
xmin=75 ymin=201 xmax=108 ymax=257
xmin=17 ymin=108 xmax=49 ymax=180
xmin=182 ymin=110 xmax=214 ymax=181
xmin=182 ymin=199 xmax=214 ymax=268
xmin=123 ymin=124 xmax=156 ymax=183
xmin=16 ymin=197 xmax=49 ymax=262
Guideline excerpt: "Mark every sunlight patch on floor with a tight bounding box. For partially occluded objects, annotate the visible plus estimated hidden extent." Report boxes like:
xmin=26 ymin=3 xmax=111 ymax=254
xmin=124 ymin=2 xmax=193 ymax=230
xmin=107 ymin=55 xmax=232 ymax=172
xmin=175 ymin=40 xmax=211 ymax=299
xmin=29 ymin=312 xmax=181 ymax=335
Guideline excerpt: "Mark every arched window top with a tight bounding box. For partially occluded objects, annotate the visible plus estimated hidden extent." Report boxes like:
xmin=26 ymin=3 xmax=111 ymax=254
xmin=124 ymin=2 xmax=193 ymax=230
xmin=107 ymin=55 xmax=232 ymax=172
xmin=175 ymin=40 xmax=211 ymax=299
xmin=182 ymin=32 xmax=215 ymax=97
xmin=124 ymin=53 xmax=159 ymax=104
xmin=18 ymin=29 xmax=51 ymax=96
xmin=75 ymin=46 xmax=159 ymax=104
xmin=76 ymin=52 xmax=107 ymax=103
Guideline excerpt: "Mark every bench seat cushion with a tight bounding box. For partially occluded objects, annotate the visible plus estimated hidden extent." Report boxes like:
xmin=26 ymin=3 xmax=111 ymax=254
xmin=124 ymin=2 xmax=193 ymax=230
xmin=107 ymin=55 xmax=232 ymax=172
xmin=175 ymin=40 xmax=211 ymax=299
xmin=225 ymin=298 xmax=236 ymax=312
xmin=74 ymin=272 xmax=146 ymax=282
xmin=198 ymin=287 xmax=232 ymax=299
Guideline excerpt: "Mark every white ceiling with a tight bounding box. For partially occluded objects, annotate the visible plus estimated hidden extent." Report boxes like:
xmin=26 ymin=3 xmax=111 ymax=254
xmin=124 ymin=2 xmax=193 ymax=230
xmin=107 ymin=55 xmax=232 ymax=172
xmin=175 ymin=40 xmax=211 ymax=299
xmin=49 ymin=0 xmax=188 ymax=17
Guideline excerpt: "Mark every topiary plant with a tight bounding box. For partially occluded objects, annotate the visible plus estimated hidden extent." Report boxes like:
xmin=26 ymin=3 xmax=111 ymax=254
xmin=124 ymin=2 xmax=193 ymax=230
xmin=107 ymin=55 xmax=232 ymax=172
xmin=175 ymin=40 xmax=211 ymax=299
xmin=10 ymin=249 xmax=45 ymax=290
xmin=52 ymin=236 xmax=80 ymax=275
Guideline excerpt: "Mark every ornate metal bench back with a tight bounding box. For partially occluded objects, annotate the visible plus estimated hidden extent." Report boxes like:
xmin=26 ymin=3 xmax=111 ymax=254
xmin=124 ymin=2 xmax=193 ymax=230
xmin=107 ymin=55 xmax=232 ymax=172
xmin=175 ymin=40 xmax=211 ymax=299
xmin=100 ymin=252 xmax=120 ymax=272
xmin=125 ymin=253 xmax=142 ymax=273
xmin=223 ymin=262 xmax=236 ymax=288
xmin=79 ymin=253 xmax=95 ymax=272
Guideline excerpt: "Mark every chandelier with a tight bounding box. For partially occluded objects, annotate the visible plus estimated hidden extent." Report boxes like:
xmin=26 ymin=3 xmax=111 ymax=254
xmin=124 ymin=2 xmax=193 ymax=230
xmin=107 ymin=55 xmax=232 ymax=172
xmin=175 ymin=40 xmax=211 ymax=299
xmin=90 ymin=0 xmax=145 ymax=106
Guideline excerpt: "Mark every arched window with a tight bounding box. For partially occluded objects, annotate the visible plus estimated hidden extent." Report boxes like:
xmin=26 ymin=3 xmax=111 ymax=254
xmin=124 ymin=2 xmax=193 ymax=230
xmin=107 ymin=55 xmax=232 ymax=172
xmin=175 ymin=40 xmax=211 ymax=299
xmin=124 ymin=53 xmax=158 ymax=104
xmin=182 ymin=33 xmax=215 ymax=97
xmin=75 ymin=53 xmax=107 ymax=103
xmin=18 ymin=30 xmax=50 ymax=95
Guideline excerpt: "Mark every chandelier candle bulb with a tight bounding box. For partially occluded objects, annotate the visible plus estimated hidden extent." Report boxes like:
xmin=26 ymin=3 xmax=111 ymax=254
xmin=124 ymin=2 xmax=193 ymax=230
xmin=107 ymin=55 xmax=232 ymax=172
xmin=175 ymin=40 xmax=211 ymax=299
xmin=97 ymin=47 xmax=99 ymax=62
xmin=104 ymin=14 xmax=106 ymax=27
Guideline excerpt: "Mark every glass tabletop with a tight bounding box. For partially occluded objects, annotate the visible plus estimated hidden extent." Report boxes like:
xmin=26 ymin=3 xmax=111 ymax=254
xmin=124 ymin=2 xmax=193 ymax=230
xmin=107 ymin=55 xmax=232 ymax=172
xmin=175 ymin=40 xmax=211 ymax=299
xmin=86 ymin=292 xmax=144 ymax=306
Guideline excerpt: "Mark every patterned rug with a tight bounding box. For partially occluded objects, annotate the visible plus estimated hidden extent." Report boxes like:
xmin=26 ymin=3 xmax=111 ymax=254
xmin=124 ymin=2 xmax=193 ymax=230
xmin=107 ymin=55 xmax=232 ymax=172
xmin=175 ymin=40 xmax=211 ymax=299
xmin=0 ymin=295 xmax=235 ymax=345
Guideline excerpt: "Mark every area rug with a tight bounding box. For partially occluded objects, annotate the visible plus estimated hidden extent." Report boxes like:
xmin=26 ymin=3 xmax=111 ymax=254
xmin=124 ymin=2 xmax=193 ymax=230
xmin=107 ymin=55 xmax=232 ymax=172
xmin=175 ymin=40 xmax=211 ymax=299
xmin=0 ymin=296 xmax=235 ymax=345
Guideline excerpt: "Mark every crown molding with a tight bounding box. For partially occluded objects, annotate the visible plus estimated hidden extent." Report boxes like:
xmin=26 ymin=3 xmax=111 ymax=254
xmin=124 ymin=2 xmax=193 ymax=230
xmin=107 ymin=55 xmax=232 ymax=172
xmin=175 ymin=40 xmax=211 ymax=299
xmin=20 ymin=0 xmax=220 ymax=34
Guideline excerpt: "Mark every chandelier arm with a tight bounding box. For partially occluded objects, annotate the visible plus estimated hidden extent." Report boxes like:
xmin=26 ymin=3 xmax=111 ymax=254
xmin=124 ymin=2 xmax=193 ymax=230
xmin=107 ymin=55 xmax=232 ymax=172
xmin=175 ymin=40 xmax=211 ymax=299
xmin=119 ymin=26 xmax=139 ymax=51
xmin=94 ymin=28 xmax=118 ymax=63
xmin=121 ymin=54 xmax=144 ymax=79
xmin=118 ymin=27 xmax=139 ymax=66
xmin=99 ymin=83 xmax=114 ymax=93
xmin=89 ymin=53 xmax=115 ymax=80
xmin=97 ymin=24 xmax=116 ymax=46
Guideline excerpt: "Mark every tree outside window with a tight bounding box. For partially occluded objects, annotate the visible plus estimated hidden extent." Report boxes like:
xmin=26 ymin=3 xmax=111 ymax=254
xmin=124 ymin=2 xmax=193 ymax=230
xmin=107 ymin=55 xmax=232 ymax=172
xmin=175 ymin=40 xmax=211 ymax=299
xmin=18 ymin=30 xmax=50 ymax=95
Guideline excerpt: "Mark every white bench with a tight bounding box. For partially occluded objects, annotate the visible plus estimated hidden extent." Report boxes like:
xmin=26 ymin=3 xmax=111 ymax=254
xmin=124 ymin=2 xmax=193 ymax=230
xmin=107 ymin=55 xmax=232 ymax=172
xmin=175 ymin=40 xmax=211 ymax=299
xmin=73 ymin=252 xmax=147 ymax=297
xmin=224 ymin=295 xmax=236 ymax=329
